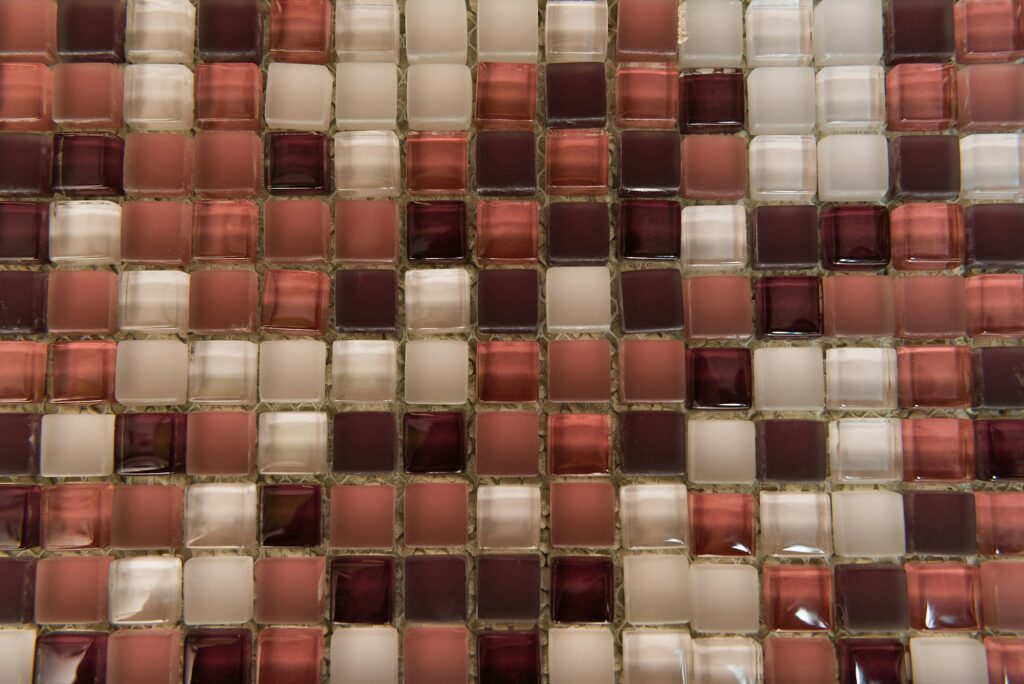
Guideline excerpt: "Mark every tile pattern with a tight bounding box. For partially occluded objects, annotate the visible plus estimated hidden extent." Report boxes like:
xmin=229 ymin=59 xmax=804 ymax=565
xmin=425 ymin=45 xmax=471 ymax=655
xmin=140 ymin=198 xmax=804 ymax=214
xmin=0 ymin=0 xmax=1023 ymax=682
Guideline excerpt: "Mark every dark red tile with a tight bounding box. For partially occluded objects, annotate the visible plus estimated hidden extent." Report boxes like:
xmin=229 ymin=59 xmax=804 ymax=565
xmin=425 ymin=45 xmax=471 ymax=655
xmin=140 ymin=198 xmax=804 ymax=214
xmin=618 ymin=199 xmax=680 ymax=259
xmin=477 ymin=555 xmax=541 ymax=622
xmin=52 ymin=133 xmax=124 ymax=196
xmin=973 ymin=347 xmax=1024 ymax=408
xmin=618 ymin=130 xmax=681 ymax=196
xmin=477 ymin=631 xmax=540 ymax=684
xmin=550 ymin=556 xmax=614 ymax=623
xmin=404 ymin=412 xmax=465 ymax=474
xmin=822 ymin=205 xmax=891 ymax=270
xmin=477 ymin=269 xmax=539 ymax=334
xmin=261 ymin=484 xmax=322 ymax=548
xmin=967 ymin=203 xmax=1024 ymax=267
xmin=265 ymin=132 xmax=329 ymax=195
xmin=260 ymin=269 xmax=329 ymax=335
xmin=404 ymin=555 xmax=467 ymax=622
xmin=679 ymin=71 xmax=745 ymax=133
xmin=837 ymin=639 xmax=908 ymax=684
xmin=475 ymin=131 xmax=536 ymax=196
xmin=890 ymin=135 xmax=960 ymax=199
xmin=475 ymin=62 xmax=537 ymax=130
xmin=619 ymin=411 xmax=685 ymax=475
xmin=330 ymin=556 xmax=395 ymax=624
xmin=198 ymin=0 xmax=263 ymax=62
xmin=56 ymin=0 xmax=124 ymax=62
xmin=904 ymin=491 xmax=977 ymax=555
xmin=976 ymin=419 xmax=1024 ymax=480
xmin=688 ymin=348 xmax=752 ymax=409
xmin=183 ymin=629 xmax=251 ymax=684
xmin=885 ymin=0 xmax=954 ymax=62
xmin=548 ymin=413 xmax=609 ymax=475
xmin=756 ymin=420 xmax=827 ymax=482
xmin=0 ymin=133 xmax=52 ymax=196
xmin=0 ymin=557 xmax=34 ymax=623
xmin=0 ymin=271 xmax=46 ymax=334
xmin=753 ymin=205 xmax=819 ymax=269
xmin=0 ymin=202 xmax=47 ymax=262
xmin=618 ymin=268 xmax=683 ymax=332
xmin=0 ymin=414 xmax=38 ymax=475
xmin=546 ymin=63 xmax=606 ymax=128
xmin=334 ymin=269 xmax=397 ymax=332
xmin=756 ymin=276 xmax=822 ymax=338
xmin=332 ymin=412 xmax=395 ymax=474
xmin=689 ymin=492 xmax=754 ymax=556
xmin=406 ymin=133 xmax=467 ymax=195
xmin=547 ymin=202 xmax=609 ymax=264
xmin=0 ymin=485 xmax=39 ymax=549
xmin=114 ymin=413 xmax=186 ymax=476
xmin=35 ymin=632 xmax=108 ymax=684
xmin=406 ymin=201 xmax=467 ymax=262
xmin=764 ymin=565 xmax=833 ymax=631
xmin=477 ymin=341 xmax=540 ymax=403
xmin=834 ymin=564 xmax=910 ymax=632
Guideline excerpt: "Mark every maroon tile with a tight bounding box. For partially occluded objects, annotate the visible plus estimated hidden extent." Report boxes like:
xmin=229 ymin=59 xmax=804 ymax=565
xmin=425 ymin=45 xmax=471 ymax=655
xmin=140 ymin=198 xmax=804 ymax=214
xmin=834 ymin=564 xmax=910 ymax=632
xmin=822 ymin=205 xmax=891 ymax=270
xmin=973 ymin=347 xmax=1024 ymax=408
xmin=619 ymin=268 xmax=683 ymax=332
xmin=198 ymin=0 xmax=263 ymax=62
xmin=52 ymin=133 xmax=124 ymax=196
xmin=405 ymin=555 xmax=467 ymax=622
xmin=35 ymin=632 xmax=108 ymax=684
xmin=0 ymin=557 xmax=34 ymax=623
xmin=332 ymin=412 xmax=395 ymax=474
xmin=967 ymin=204 xmax=1024 ymax=267
xmin=688 ymin=348 xmax=752 ymax=410
xmin=406 ymin=201 xmax=467 ymax=262
xmin=619 ymin=411 xmax=685 ymax=475
xmin=0 ymin=414 xmax=38 ymax=475
xmin=679 ymin=71 xmax=745 ymax=133
xmin=260 ymin=484 xmax=322 ymax=548
xmin=756 ymin=420 xmax=827 ymax=482
xmin=404 ymin=412 xmax=465 ymax=474
xmin=477 ymin=555 xmax=541 ymax=621
xmin=114 ymin=413 xmax=186 ymax=476
xmin=0 ymin=202 xmax=47 ymax=262
xmin=904 ymin=491 xmax=978 ymax=556
xmin=183 ymin=629 xmax=251 ymax=684
xmin=890 ymin=135 xmax=960 ymax=199
xmin=755 ymin=276 xmax=823 ymax=338
xmin=547 ymin=201 xmax=609 ymax=264
xmin=330 ymin=556 xmax=395 ymax=624
xmin=550 ymin=556 xmax=614 ymax=623
xmin=475 ymin=131 xmax=536 ymax=196
xmin=753 ymin=205 xmax=819 ymax=269
xmin=0 ymin=271 xmax=46 ymax=333
xmin=56 ymin=0 xmax=124 ymax=62
xmin=976 ymin=419 xmax=1024 ymax=480
xmin=334 ymin=269 xmax=398 ymax=333
xmin=618 ymin=130 xmax=680 ymax=196
xmin=265 ymin=132 xmax=329 ymax=195
xmin=885 ymin=0 xmax=954 ymax=62
xmin=546 ymin=63 xmax=606 ymax=127
xmin=477 ymin=631 xmax=540 ymax=684
xmin=837 ymin=639 xmax=907 ymax=684
xmin=0 ymin=133 xmax=52 ymax=196
xmin=618 ymin=199 xmax=680 ymax=259
xmin=0 ymin=485 xmax=39 ymax=549
xmin=477 ymin=269 xmax=539 ymax=334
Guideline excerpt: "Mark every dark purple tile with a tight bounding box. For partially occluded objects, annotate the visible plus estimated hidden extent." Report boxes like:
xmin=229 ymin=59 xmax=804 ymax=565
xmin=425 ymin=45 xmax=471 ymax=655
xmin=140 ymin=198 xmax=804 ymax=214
xmin=261 ymin=484 xmax=322 ymax=548
xmin=52 ymin=133 xmax=124 ymax=197
xmin=334 ymin=269 xmax=398 ymax=332
xmin=688 ymin=348 xmax=752 ymax=410
xmin=835 ymin=565 xmax=910 ymax=633
xmin=477 ymin=269 xmax=539 ymax=334
xmin=903 ymin=491 xmax=977 ymax=555
xmin=837 ymin=639 xmax=908 ymax=684
xmin=756 ymin=420 xmax=827 ymax=482
xmin=976 ymin=419 xmax=1024 ymax=480
xmin=967 ymin=204 xmax=1024 ymax=268
xmin=404 ymin=555 xmax=467 ymax=622
xmin=0 ymin=485 xmax=39 ymax=549
xmin=332 ymin=412 xmax=395 ymax=474
xmin=618 ymin=130 xmax=681 ymax=196
xmin=0 ymin=557 xmax=34 ymax=623
xmin=475 ymin=131 xmax=536 ymax=196
xmin=679 ymin=71 xmax=745 ymax=133
xmin=477 ymin=555 xmax=541 ymax=621
xmin=477 ymin=631 xmax=541 ymax=684
xmin=546 ymin=63 xmax=606 ymax=128
xmin=550 ymin=556 xmax=614 ymax=623
xmin=618 ymin=199 xmax=681 ymax=259
xmin=330 ymin=556 xmax=395 ymax=624
xmin=755 ymin=276 xmax=823 ymax=339
xmin=0 ymin=202 xmax=48 ymax=262
xmin=0 ymin=271 xmax=46 ymax=334
xmin=822 ymin=205 xmax=890 ymax=270
xmin=973 ymin=347 xmax=1024 ymax=409
xmin=890 ymin=135 xmax=960 ymax=199
xmin=619 ymin=268 xmax=683 ymax=333
xmin=265 ymin=133 xmax=330 ymax=195
xmin=0 ymin=134 xmax=53 ymax=197
xmin=753 ymin=205 xmax=819 ymax=269
xmin=406 ymin=201 xmax=467 ymax=262
xmin=198 ymin=0 xmax=263 ymax=62
xmin=0 ymin=414 xmax=38 ymax=476
xmin=547 ymin=202 xmax=609 ymax=264
xmin=184 ymin=629 xmax=251 ymax=684
xmin=619 ymin=411 xmax=686 ymax=475
xmin=404 ymin=412 xmax=466 ymax=474
xmin=114 ymin=413 xmax=186 ymax=476
xmin=57 ymin=0 xmax=125 ymax=62
xmin=35 ymin=632 xmax=109 ymax=684
xmin=885 ymin=0 xmax=954 ymax=63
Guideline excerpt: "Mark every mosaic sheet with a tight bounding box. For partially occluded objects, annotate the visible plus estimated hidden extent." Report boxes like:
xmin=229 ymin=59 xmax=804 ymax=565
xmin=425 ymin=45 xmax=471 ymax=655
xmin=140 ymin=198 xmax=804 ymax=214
xmin=1 ymin=0 xmax=1024 ymax=682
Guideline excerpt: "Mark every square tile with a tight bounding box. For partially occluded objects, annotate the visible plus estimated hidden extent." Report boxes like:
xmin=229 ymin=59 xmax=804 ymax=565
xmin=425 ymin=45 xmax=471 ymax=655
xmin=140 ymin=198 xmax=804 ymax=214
xmin=624 ymin=554 xmax=690 ymax=625
xmin=551 ymin=556 xmax=614 ymax=623
xmin=330 ymin=556 xmax=394 ymax=624
xmin=689 ymin=492 xmax=754 ymax=556
xmin=834 ymin=564 xmax=909 ymax=632
xmin=763 ymin=565 xmax=833 ymax=631
xmin=261 ymin=484 xmax=322 ymax=548
xmin=760 ymin=491 xmax=832 ymax=556
xmin=254 ymin=557 xmax=325 ymax=624
xmin=257 ymin=412 xmax=328 ymax=474
xmin=404 ymin=555 xmax=467 ymax=622
xmin=689 ymin=564 xmax=760 ymax=633
xmin=477 ymin=485 xmax=541 ymax=549
xmin=403 ymin=482 xmax=467 ymax=546
xmin=550 ymin=482 xmax=615 ymax=547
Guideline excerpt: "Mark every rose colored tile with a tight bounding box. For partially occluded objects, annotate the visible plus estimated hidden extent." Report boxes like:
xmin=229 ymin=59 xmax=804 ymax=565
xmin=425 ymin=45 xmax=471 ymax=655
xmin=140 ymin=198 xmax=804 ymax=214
xmin=260 ymin=269 xmax=329 ymax=335
xmin=958 ymin=64 xmax=1024 ymax=132
xmin=977 ymin=492 xmax=1024 ymax=555
xmin=123 ymin=133 xmax=193 ymax=197
xmin=0 ymin=63 xmax=52 ymax=131
xmin=765 ymin=637 xmax=837 ymax=684
xmin=475 ymin=62 xmax=537 ymax=130
xmin=52 ymin=63 xmax=122 ymax=130
xmin=546 ymin=129 xmax=609 ymax=196
xmin=193 ymin=130 xmax=262 ymax=198
xmin=50 ymin=341 xmax=116 ymax=404
xmin=551 ymin=556 xmax=614 ymax=623
xmin=968 ymin=274 xmax=1024 ymax=336
xmin=121 ymin=201 xmax=191 ymax=265
xmin=186 ymin=411 xmax=257 ymax=475
xmin=404 ymin=482 xmax=467 ymax=547
xmin=684 ymin=276 xmax=753 ymax=339
xmin=0 ymin=341 xmax=47 ymax=403
xmin=110 ymin=484 xmax=183 ymax=550
xmin=0 ymin=201 xmax=48 ymax=263
xmin=255 ymin=557 xmax=325 ymax=624
xmin=895 ymin=275 xmax=967 ymax=338
xmin=476 ymin=412 xmax=539 ymax=477
xmin=256 ymin=628 xmax=322 ymax=684
xmin=40 ymin=483 xmax=111 ymax=550
xmin=619 ymin=339 xmax=686 ymax=403
xmin=332 ymin=412 xmax=395 ymax=474
xmin=329 ymin=485 xmax=394 ymax=549
xmin=548 ymin=413 xmax=609 ymax=475
xmin=902 ymin=418 xmax=975 ymax=481
xmin=897 ymin=345 xmax=973 ymax=408
xmin=954 ymin=0 xmax=1024 ymax=62
xmin=0 ymin=485 xmax=40 ymax=549
xmin=476 ymin=130 xmax=537 ymax=196
xmin=334 ymin=199 xmax=399 ymax=263
xmin=680 ymin=134 xmax=747 ymax=200
xmin=404 ymin=626 xmax=469 ymax=684
xmin=35 ymin=555 xmax=112 ymax=624
xmin=195 ymin=63 xmax=262 ymax=130
xmin=689 ymin=492 xmax=754 ymax=556
xmin=263 ymin=199 xmax=328 ymax=263
xmin=406 ymin=132 xmax=468 ymax=195
xmin=835 ymin=564 xmax=910 ymax=632
xmin=477 ymin=555 xmax=541 ymax=621
xmin=0 ymin=0 xmax=57 ymax=63
xmin=405 ymin=555 xmax=467 ymax=622
xmin=906 ymin=562 xmax=982 ymax=630
xmin=886 ymin=64 xmax=956 ymax=131
xmin=616 ymin=0 xmax=678 ymax=61
xmin=764 ymin=565 xmax=833 ymax=631
xmin=329 ymin=556 xmax=394 ymax=624
xmin=107 ymin=630 xmax=180 ymax=684
xmin=615 ymin=66 xmax=678 ymax=129
xmin=189 ymin=269 xmax=258 ymax=334
xmin=548 ymin=339 xmax=611 ymax=403
xmin=550 ymin=481 xmax=615 ymax=548
xmin=477 ymin=341 xmax=539 ymax=403
xmin=192 ymin=200 xmax=258 ymax=262
xmin=904 ymin=491 xmax=978 ymax=555
xmin=823 ymin=275 xmax=896 ymax=337
xmin=46 ymin=270 xmax=118 ymax=335
xmin=981 ymin=561 xmax=1024 ymax=630
xmin=269 ymin=0 xmax=331 ymax=63
xmin=986 ymin=637 xmax=1024 ymax=684
xmin=475 ymin=200 xmax=538 ymax=263
xmin=890 ymin=202 xmax=964 ymax=269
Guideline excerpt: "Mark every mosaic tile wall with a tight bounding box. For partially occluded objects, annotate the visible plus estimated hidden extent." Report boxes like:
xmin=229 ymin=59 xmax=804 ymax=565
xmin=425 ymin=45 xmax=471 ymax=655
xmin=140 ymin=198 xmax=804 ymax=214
xmin=1 ymin=0 xmax=1024 ymax=682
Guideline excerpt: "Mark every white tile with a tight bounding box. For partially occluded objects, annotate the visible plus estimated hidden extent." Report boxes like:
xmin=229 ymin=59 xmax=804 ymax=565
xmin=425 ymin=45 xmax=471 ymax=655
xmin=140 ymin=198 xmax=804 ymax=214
xmin=330 ymin=627 xmax=398 ymax=684
xmin=119 ymin=270 xmax=189 ymax=333
xmin=405 ymin=0 xmax=468 ymax=64
xmin=115 ymin=340 xmax=189 ymax=406
xmin=405 ymin=268 xmax=470 ymax=333
xmin=817 ymin=134 xmax=890 ymax=201
xmin=549 ymin=628 xmax=615 ymax=684
xmin=829 ymin=418 xmax=903 ymax=483
xmin=690 ymin=564 xmax=760 ymax=633
xmin=826 ymin=347 xmax=897 ymax=409
xmin=622 ymin=630 xmax=692 ymax=684
xmin=909 ymin=637 xmax=989 ymax=684
xmin=109 ymin=556 xmax=182 ymax=625
xmin=759 ymin=491 xmax=832 ymax=556
xmin=189 ymin=340 xmax=257 ymax=404
xmin=406 ymin=64 xmax=472 ymax=131
xmin=126 ymin=0 xmax=196 ymax=64
xmin=813 ymin=0 xmax=883 ymax=65
xmin=335 ymin=0 xmax=400 ymax=63
xmin=749 ymin=135 xmax=817 ymax=201
xmin=335 ymin=63 xmax=398 ymax=130
xmin=49 ymin=201 xmax=121 ymax=265
xmin=265 ymin=63 xmax=334 ymax=131
xmin=545 ymin=0 xmax=608 ymax=63
xmin=679 ymin=0 xmax=743 ymax=67
xmin=124 ymin=64 xmax=194 ymax=130
xmin=0 ymin=630 xmax=35 ymax=684
xmin=546 ymin=266 xmax=612 ymax=333
xmin=257 ymin=412 xmax=329 ymax=474
xmin=831 ymin=489 xmax=906 ymax=557
xmin=334 ymin=131 xmax=401 ymax=197
xmin=687 ymin=420 xmax=756 ymax=484
xmin=817 ymin=66 xmax=885 ymax=132
xmin=624 ymin=555 xmax=691 ymax=625
xmin=477 ymin=0 xmax=539 ymax=63
xmin=404 ymin=340 xmax=469 ymax=405
xmin=184 ymin=483 xmax=257 ymax=548
xmin=746 ymin=0 xmax=812 ymax=66
xmin=39 ymin=413 xmax=115 ymax=477
xmin=681 ymin=205 xmax=747 ymax=268
xmin=477 ymin=485 xmax=541 ymax=549
xmin=753 ymin=346 xmax=825 ymax=410
xmin=621 ymin=484 xmax=688 ymax=549
xmin=747 ymin=67 xmax=816 ymax=134
xmin=692 ymin=638 xmax=761 ymax=684
xmin=183 ymin=556 xmax=254 ymax=625
xmin=258 ymin=340 xmax=327 ymax=403
xmin=332 ymin=340 xmax=397 ymax=402
xmin=960 ymin=133 xmax=1024 ymax=200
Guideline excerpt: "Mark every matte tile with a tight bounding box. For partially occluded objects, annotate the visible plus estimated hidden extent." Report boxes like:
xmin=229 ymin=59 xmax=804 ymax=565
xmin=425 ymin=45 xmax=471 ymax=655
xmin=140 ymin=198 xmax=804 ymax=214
xmin=477 ymin=555 xmax=541 ymax=621
xmin=404 ymin=555 xmax=467 ymax=622
xmin=475 ymin=131 xmax=536 ymax=196
xmin=547 ymin=202 xmax=609 ymax=264
xmin=835 ymin=564 xmax=910 ymax=632
xmin=334 ymin=269 xmax=398 ymax=332
xmin=546 ymin=62 xmax=606 ymax=127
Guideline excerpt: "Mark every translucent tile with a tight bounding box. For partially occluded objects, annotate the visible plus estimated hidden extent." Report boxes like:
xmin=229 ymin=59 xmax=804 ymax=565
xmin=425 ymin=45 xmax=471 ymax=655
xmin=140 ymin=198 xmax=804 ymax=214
xmin=334 ymin=62 xmax=397 ymax=130
xmin=477 ymin=485 xmax=541 ymax=549
xmin=687 ymin=420 xmax=756 ymax=484
xmin=826 ymin=347 xmax=898 ymax=410
xmin=546 ymin=266 xmax=612 ymax=332
xmin=119 ymin=270 xmax=189 ymax=333
xmin=477 ymin=0 xmax=539 ymax=63
xmin=334 ymin=0 xmax=399 ymax=62
xmin=258 ymin=339 xmax=327 ymax=403
xmin=679 ymin=0 xmax=743 ymax=67
xmin=910 ymin=637 xmax=988 ymax=684
xmin=257 ymin=411 xmax=328 ymax=474
xmin=49 ymin=200 xmax=120 ymax=264
xmin=746 ymin=0 xmax=812 ymax=66
xmin=681 ymin=205 xmax=747 ymax=268
xmin=115 ymin=340 xmax=189 ymax=406
xmin=545 ymin=0 xmax=608 ymax=62
xmin=188 ymin=340 xmax=257 ymax=404
xmin=404 ymin=340 xmax=469 ymax=405
xmin=622 ymin=630 xmax=692 ymax=684
xmin=332 ymin=340 xmax=397 ymax=402
xmin=405 ymin=268 xmax=470 ymax=333
xmin=549 ymin=629 xmax=615 ymax=684
xmin=407 ymin=64 xmax=472 ymax=131
xmin=183 ymin=556 xmax=254 ymax=625
xmin=405 ymin=0 xmax=467 ymax=63
xmin=690 ymin=564 xmax=760 ymax=633
xmin=264 ymin=62 xmax=333 ymax=131
xmin=184 ymin=483 xmax=257 ymax=548
xmin=960 ymin=133 xmax=1024 ymax=199
xmin=748 ymin=135 xmax=817 ymax=201
xmin=752 ymin=346 xmax=825 ymax=410
xmin=109 ymin=556 xmax=182 ymax=625
xmin=124 ymin=64 xmax=194 ymax=130
xmin=621 ymin=484 xmax=688 ymax=549
xmin=39 ymin=414 xmax=113 ymax=477
xmin=269 ymin=0 xmax=332 ymax=63
xmin=330 ymin=627 xmax=398 ymax=684
xmin=816 ymin=66 xmax=885 ymax=131
xmin=333 ymin=130 xmax=400 ymax=197
xmin=624 ymin=555 xmax=691 ymax=625
xmin=760 ymin=491 xmax=832 ymax=556
xmin=817 ymin=134 xmax=889 ymax=201
xmin=831 ymin=490 xmax=906 ymax=558
xmin=126 ymin=0 xmax=196 ymax=63
xmin=693 ymin=639 xmax=761 ymax=684
xmin=747 ymin=66 xmax=816 ymax=134
xmin=0 ymin=631 xmax=35 ymax=684
xmin=829 ymin=418 xmax=903 ymax=483
xmin=813 ymin=0 xmax=883 ymax=64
